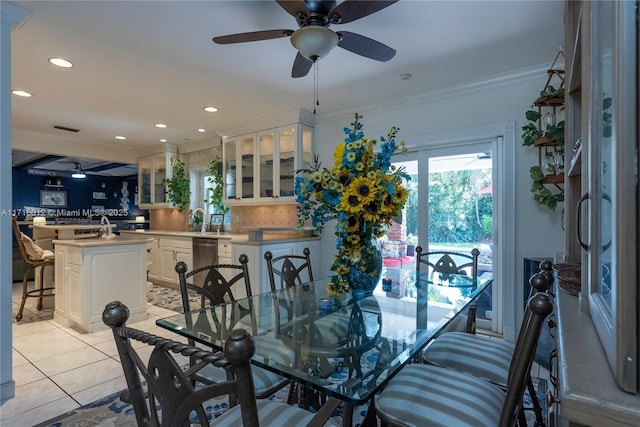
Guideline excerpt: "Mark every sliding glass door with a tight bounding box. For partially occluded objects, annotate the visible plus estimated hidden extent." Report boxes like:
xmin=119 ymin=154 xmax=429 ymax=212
xmin=392 ymin=141 xmax=495 ymax=330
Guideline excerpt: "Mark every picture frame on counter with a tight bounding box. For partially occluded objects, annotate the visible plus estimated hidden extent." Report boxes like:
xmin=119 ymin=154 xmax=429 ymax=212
xmin=40 ymin=190 xmax=67 ymax=208
xmin=210 ymin=214 xmax=224 ymax=231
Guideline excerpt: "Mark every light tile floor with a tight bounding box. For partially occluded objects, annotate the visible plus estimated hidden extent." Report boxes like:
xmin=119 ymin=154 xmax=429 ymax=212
xmin=1 ymin=281 xmax=182 ymax=427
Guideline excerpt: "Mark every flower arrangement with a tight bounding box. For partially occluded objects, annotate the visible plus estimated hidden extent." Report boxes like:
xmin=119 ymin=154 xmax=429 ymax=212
xmin=295 ymin=113 xmax=410 ymax=295
xmin=190 ymin=208 xmax=204 ymax=231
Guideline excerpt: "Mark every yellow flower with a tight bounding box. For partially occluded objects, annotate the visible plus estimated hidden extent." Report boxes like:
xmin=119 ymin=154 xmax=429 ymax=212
xmin=333 ymin=143 xmax=345 ymax=166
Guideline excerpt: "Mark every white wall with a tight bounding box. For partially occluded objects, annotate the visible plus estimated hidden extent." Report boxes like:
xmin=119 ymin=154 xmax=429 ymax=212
xmin=313 ymin=65 xmax=564 ymax=339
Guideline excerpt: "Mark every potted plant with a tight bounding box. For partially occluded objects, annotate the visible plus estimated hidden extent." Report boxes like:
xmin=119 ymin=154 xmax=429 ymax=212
xmin=164 ymin=156 xmax=191 ymax=212
xmin=204 ymin=156 xmax=229 ymax=229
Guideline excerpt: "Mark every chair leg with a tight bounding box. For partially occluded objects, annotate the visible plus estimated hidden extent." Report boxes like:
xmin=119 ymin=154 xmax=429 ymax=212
xmin=527 ymin=375 xmax=547 ymax=427
xmin=16 ymin=271 xmax=29 ymax=321
xmin=37 ymin=266 xmax=46 ymax=310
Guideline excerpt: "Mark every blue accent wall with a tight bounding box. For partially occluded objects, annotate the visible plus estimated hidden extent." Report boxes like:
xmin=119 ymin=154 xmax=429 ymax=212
xmin=12 ymin=167 xmax=147 ymax=222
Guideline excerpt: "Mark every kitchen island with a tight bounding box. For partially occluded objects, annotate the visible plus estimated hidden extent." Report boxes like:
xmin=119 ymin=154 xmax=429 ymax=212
xmin=53 ymin=235 xmax=152 ymax=333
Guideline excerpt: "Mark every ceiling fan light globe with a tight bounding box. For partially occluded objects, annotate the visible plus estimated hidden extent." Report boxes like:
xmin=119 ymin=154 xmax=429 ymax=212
xmin=290 ymin=26 xmax=338 ymax=60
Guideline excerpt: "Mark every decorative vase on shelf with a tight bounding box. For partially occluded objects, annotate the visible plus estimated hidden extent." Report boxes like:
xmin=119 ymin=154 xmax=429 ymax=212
xmin=347 ymin=243 xmax=383 ymax=300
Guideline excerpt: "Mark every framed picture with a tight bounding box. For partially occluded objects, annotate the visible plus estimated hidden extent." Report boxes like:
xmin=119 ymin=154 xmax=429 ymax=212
xmin=40 ymin=190 xmax=67 ymax=208
xmin=210 ymin=214 xmax=224 ymax=231
xmin=92 ymin=191 xmax=107 ymax=199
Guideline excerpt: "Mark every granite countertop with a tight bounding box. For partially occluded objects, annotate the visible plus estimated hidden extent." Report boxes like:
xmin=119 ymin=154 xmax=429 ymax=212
xmin=119 ymin=229 xmax=320 ymax=244
xmin=53 ymin=235 xmax=153 ymax=247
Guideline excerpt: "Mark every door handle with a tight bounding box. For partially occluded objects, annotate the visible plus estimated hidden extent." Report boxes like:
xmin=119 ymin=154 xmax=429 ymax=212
xmin=577 ymin=192 xmax=590 ymax=251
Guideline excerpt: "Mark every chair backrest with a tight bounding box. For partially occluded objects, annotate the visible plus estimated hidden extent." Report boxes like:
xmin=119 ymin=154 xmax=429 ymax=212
xmin=12 ymin=214 xmax=31 ymax=264
xmin=102 ymin=300 xmax=259 ymax=427
xmin=498 ymin=279 xmax=554 ymax=426
xmin=176 ymin=254 xmax=252 ymax=312
xmin=415 ymin=246 xmax=480 ymax=279
xmin=264 ymin=248 xmax=314 ymax=292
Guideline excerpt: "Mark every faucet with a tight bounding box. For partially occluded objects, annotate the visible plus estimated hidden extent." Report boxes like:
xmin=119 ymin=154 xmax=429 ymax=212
xmin=100 ymin=215 xmax=115 ymax=239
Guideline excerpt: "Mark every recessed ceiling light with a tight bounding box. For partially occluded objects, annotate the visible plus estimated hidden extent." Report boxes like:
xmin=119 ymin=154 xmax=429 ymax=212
xmin=12 ymin=90 xmax=32 ymax=97
xmin=155 ymin=123 xmax=167 ymax=128
xmin=203 ymin=106 xmax=218 ymax=113
xmin=48 ymin=57 xmax=73 ymax=68
xmin=115 ymin=135 xmax=126 ymax=140
xmin=198 ymin=128 xmax=206 ymax=133
xmin=160 ymin=138 xmax=167 ymax=142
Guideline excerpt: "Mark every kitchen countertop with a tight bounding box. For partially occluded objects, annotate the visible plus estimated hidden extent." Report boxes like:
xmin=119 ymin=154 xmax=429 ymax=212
xmin=119 ymin=229 xmax=320 ymax=245
xmin=53 ymin=235 xmax=153 ymax=247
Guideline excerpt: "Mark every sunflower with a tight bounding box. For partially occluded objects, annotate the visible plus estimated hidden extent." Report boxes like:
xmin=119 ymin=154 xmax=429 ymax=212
xmin=352 ymin=176 xmax=378 ymax=205
xmin=333 ymin=143 xmax=345 ymax=167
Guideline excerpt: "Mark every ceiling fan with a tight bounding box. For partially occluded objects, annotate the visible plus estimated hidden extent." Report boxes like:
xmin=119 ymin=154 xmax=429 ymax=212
xmin=212 ymin=0 xmax=398 ymax=78
xmin=71 ymin=162 xmax=86 ymax=179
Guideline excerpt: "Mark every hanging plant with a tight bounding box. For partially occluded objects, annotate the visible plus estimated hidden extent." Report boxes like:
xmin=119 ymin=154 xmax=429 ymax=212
xmin=164 ymin=156 xmax=191 ymax=212
xmin=204 ymin=156 xmax=229 ymax=216
xmin=529 ymin=166 xmax=564 ymax=211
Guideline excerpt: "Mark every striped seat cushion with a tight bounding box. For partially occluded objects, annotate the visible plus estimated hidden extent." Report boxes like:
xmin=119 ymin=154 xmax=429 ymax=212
xmin=196 ymin=361 xmax=288 ymax=398
xmin=376 ymin=364 xmax=505 ymax=427
xmin=213 ymin=399 xmax=315 ymax=426
xmin=422 ymin=331 xmax=514 ymax=386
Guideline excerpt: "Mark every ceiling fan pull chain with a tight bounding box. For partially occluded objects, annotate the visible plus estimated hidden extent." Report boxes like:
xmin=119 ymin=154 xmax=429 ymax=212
xmin=314 ymin=60 xmax=319 ymax=114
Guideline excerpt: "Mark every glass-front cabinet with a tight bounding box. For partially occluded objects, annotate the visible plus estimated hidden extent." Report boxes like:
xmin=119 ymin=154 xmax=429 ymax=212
xmin=138 ymin=152 xmax=172 ymax=208
xmin=222 ymin=116 xmax=313 ymax=205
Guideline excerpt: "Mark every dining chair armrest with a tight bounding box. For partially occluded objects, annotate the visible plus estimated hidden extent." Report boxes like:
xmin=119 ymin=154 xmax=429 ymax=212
xmin=306 ymin=397 xmax=342 ymax=427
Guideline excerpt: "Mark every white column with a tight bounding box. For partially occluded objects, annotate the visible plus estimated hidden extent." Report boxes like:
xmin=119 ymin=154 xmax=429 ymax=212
xmin=0 ymin=1 xmax=30 ymax=401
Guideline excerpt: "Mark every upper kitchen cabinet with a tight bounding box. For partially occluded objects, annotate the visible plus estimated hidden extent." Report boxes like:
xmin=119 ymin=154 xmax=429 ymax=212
xmin=221 ymin=110 xmax=314 ymax=206
xmin=138 ymin=152 xmax=173 ymax=208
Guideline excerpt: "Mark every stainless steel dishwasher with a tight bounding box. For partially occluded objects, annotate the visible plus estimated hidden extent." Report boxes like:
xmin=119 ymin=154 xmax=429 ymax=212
xmin=192 ymin=238 xmax=218 ymax=287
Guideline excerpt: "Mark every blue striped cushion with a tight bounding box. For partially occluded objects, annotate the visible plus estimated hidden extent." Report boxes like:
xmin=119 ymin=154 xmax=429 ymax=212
xmin=213 ymin=399 xmax=315 ymax=426
xmin=423 ymin=332 xmax=513 ymax=386
xmin=376 ymin=364 xmax=504 ymax=427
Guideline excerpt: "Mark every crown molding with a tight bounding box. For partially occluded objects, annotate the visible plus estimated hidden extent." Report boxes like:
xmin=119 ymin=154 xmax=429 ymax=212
xmin=1 ymin=2 xmax=30 ymax=29
xmin=318 ymin=63 xmax=553 ymax=124
xmin=217 ymin=109 xmax=315 ymax=139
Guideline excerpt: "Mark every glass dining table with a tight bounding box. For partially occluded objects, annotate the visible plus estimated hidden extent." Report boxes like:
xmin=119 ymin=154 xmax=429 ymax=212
xmin=156 ymin=267 xmax=492 ymax=426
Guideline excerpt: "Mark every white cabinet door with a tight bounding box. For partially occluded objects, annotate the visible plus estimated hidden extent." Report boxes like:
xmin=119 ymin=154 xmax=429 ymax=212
xmin=147 ymin=238 xmax=161 ymax=280
xmin=138 ymin=152 xmax=173 ymax=208
xmin=158 ymin=237 xmax=193 ymax=285
xmin=222 ymin=120 xmax=313 ymax=206
xmin=65 ymin=262 xmax=82 ymax=324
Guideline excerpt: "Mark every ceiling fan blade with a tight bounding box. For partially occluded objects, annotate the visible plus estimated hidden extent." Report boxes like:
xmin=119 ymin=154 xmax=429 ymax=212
xmin=337 ymin=31 xmax=396 ymax=61
xmin=329 ymin=0 xmax=399 ymax=24
xmin=213 ymin=29 xmax=293 ymax=44
xmin=292 ymin=52 xmax=313 ymax=78
xmin=276 ymin=0 xmax=309 ymax=18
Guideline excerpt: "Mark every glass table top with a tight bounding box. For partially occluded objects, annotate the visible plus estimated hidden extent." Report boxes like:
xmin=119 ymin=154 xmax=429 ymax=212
xmin=157 ymin=267 xmax=492 ymax=405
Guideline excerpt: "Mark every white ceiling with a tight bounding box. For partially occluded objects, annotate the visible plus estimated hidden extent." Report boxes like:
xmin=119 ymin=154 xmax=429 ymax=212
xmin=9 ymin=0 xmax=564 ymax=175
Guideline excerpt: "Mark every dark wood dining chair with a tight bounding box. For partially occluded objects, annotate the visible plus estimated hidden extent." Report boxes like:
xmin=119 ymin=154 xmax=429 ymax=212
xmin=102 ymin=300 xmax=338 ymax=426
xmin=12 ymin=214 xmax=55 ymax=321
xmin=175 ymin=258 xmax=290 ymax=399
xmin=264 ymin=247 xmax=314 ymax=292
xmin=376 ymin=291 xmax=554 ymax=427
xmin=421 ymin=271 xmax=553 ymax=426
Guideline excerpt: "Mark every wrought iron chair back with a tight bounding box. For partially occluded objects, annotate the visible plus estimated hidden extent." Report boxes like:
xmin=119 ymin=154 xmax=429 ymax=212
xmin=101 ymin=300 xmax=259 ymax=427
xmin=264 ymin=247 xmax=314 ymax=292
xmin=415 ymin=246 xmax=480 ymax=279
